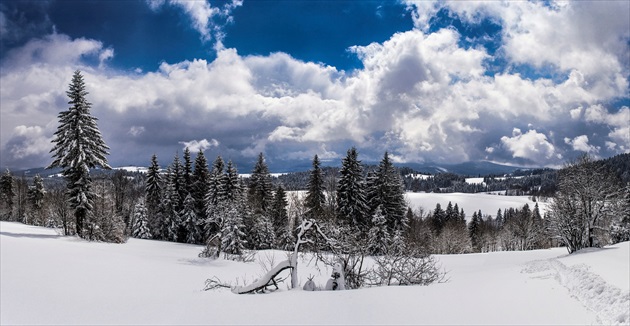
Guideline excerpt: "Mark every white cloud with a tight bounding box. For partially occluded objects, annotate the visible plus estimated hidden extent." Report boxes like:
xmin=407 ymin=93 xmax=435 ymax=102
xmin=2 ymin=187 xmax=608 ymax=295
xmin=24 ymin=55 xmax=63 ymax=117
xmin=128 ymin=126 xmax=145 ymax=137
xmin=146 ymin=0 xmax=242 ymax=43
xmin=98 ymin=48 xmax=114 ymax=68
xmin=5 ymin=125 xmax=53 ymax=162
xmin=179 ymin=139 xmax=219 ymax=153
xmin=564 ymin=135 xmax=600 ymax=154
xmin=1 ymin=16 xmax=628 ymax=169
xmin=501 ymin=129 xmax=555 ymax=161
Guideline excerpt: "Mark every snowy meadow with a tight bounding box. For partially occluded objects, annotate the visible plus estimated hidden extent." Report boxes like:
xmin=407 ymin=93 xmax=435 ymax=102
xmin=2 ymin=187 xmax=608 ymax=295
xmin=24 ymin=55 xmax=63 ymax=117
xmin=2 ymin=221 xmax=628 ymax=325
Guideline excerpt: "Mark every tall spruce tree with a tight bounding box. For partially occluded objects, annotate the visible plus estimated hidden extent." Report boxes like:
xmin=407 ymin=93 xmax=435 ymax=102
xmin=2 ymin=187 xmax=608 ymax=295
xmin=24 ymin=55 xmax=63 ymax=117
xmin=304 ymin=154 xmax=326 ymax=220
xmin=0 ymin=169 xmax=15 ymax=219
xmin=132 ymin=201 xmax=152 ymax=239
xmin=368 ymin=152 xmax=407 ymax=231
xmin=248 ymin=153 xmax=273 ymax=214
xmin=336 ymin=147 xmax=369 ymax=230
xmin=48 ymin=70 xmax=111 ymax=238
xmin=145 ymin=154 xmax=162 ymax=236
xmin=192 ymin=150 xmax=210 ymax=222
xmin=183 ymin=147 xmax=193 ymax=196
xmin=223 ymin=160 xmax=241 ymax=202
xmin=271 ymin=184 xmax=289 ymax=239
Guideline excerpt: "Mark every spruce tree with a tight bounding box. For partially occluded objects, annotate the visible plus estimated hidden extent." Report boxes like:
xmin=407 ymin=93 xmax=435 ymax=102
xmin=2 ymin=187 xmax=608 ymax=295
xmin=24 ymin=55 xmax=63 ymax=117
xmin=182 ymin=147 xmax=193 ymax=196
xmin=192 ymin=150 xmax=210 ymax=222
xmin=145 ymin=154 xmax=162 ymax=235
xmin=132 ymin=201 xmax=152 ymax=239
xmin=271 ymin=184 xmax=289 ymax=239
xmin=0 ymin=169 xmax=14 ymax=219
xmin=207 ymin=156 xmax=225 ymax=207
xmin=366 ymin=152 xmax=406 ymax=232
xmin=367 ymin=205 xmax=390 ymax=255
xmin=27 ymin=174 xmax=46 ymax=225
xmin=223 ymin=160 xmax=241 ymax=202
xmin=221 ymin=199 xmax=247 ymax=256
xmin=247 ymin=153 xmax=273 ymax=214
xmin=181 ymin=193 xmax=200 ymax=244
xmin=336 ymin=147 xmax=369 ymax=230
xmin=304 ymin=154 xmax=326 ymax=220
xmin=48 ymin=70 xmax=111 ymax=238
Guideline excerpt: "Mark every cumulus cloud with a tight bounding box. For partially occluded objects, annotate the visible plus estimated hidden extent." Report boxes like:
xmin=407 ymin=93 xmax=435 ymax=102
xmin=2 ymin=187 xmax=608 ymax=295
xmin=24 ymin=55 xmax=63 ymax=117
xmin=1 ymin=125 xmax=53 ymax=168
xmin=146 ymin=0 xmax=242 ymax=44
xmin=179 ymin=139 xmax=219 ymax=153
xmin=501 ymin=129 xmax=556 ymax=162
xmin=564 ymin=135 xmax=600 ymax=154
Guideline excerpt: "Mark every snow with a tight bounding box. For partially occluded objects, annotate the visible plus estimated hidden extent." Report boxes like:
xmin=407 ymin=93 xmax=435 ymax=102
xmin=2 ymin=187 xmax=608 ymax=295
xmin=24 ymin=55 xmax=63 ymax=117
xmin=405 ymin=192 xmax=546 ymax=219
xmin=114 ymin=166 xmax=149 ymax=173
xmin=2 ymin=221 xmax=628 ymax=325
xmin=464 ymin=177 xmax=485 ymax=185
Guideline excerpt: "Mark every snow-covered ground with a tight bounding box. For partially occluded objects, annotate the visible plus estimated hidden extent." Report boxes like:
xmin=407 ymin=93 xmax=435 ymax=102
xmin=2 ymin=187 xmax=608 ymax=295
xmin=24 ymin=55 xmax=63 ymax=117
xmin=405 ymin=192 xmax=545 ymax=219
xmin=2 ymin=221 xmax=628 ymax=325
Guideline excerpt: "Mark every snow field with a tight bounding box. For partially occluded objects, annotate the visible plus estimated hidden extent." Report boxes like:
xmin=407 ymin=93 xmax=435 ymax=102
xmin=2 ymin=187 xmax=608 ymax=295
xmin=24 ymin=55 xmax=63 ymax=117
xmin=405 ymin=192 xmax=546 ymax=220
xmin=2 ymin=222 xmax=628 ymax=325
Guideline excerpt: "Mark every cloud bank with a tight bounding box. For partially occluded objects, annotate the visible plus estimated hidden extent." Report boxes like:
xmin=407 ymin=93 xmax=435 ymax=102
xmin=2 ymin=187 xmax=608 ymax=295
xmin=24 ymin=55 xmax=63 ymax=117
xmin=1 ymin=0 xmax=628 ymax=170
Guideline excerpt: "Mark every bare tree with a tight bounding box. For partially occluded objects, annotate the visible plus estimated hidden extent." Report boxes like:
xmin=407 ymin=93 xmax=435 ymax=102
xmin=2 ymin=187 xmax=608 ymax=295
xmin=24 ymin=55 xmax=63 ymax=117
xmin=548 ymin=155 xmax=623 ymax=253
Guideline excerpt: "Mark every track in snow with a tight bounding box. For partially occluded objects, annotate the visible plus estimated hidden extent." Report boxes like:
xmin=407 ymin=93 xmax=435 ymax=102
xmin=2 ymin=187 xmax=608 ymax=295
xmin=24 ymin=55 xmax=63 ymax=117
xmin=523 ymin=258 xmax=630 ymax=325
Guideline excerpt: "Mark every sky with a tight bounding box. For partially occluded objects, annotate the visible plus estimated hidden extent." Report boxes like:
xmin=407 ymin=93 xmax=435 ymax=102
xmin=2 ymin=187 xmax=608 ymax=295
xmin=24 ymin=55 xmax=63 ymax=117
xmin=1 ymin=0 xmax=629 ymax=172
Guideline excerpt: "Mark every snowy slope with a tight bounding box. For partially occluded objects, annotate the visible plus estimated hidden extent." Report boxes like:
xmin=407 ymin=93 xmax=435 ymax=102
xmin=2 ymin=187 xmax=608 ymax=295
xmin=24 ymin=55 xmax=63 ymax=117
xmin=2 ymin=222 xmax=628 ymax=325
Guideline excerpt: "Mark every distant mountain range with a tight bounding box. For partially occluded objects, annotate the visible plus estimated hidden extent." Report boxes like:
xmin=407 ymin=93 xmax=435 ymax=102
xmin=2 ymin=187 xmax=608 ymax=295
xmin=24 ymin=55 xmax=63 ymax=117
xmin=5 ymin=160 xmax=531 ymax=178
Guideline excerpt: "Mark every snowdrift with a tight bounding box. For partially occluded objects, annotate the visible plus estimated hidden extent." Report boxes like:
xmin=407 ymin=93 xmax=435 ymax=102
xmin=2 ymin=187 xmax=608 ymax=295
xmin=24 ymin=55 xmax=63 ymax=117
xmin=1 ymin=221 xmax=628 ymax=325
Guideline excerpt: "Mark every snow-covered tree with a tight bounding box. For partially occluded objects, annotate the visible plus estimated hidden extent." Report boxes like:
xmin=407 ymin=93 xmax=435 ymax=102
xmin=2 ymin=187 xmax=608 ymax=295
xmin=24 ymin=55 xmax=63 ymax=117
xmin=192 ymin=150 xmax=210 ymax=222
xmin=221 ymin=202 xmax=247 ymax=256
xmin=367 ymin=206 xmax=390 ymax=255
xmin=0 ymin=169 xmax=15 ymax=219
xmin=206 ymin=156 xmax=225 ymax=208
xmin=145 ymin=154 xmax=162 ymax=234
xmin=248 ymin=153 xmax=273 ymax=214
xmin=180 ymin=194 xmax=200 ymax=244
xmin=132 ymin=201 xmax=152 ymax=239
xmin=48 ymin=70 xmax=111 ymax=239
xmin=222 ymin=160 xmax=241 ymax=202
xmin=270 ymin=185 xmax=288 ymax=240
xmin=304 ymin=154 xmax=326 ymax=220
xmin=27 ymin=174 xmax=46 ymax=225
xmin=336 ymin=147 xmax=369 ymax=230
xmin=548 ymin=155 xmax=622 ymax=253
xmin=367 ymin=152 xmax=407 ymax=231
xmin=182 ymin=147 xmax=193 ymax=196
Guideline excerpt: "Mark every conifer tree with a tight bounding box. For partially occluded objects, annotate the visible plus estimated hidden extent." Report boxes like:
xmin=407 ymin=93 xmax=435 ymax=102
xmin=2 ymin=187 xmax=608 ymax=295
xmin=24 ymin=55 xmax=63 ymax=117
xmin=132 ymin=201 xmax=152 ymax=239
xmin=304 ymin=154 xmax=326 ymax=220
xmin=192 ymin=150 xmax=210 ymax=221
xmin=181 ymin=193 xmax=200 ymax=244
xmin=221 ymin=199 xmax=247 ymax=256
xmin=336 ymin=147 xmax=369 ymax=230
xmin=169 ymin=152 xmax=185 ymax=212
xmin=367 ymin=205 xmax=390 ymax=255
xmin=222 ymin=160 xmax=241 ymax=202
xmin=206 ymin=156 xmax=225 ymax=208
xmin=145 ymin=154 xmax=162 ymax=234
xmin=48 ymin=70 xmax=111 ymax=238
xmin=271 ymin=185 xmax=288 ymax=239
xmin=182 ymin=147 xmax=193 ymax=196
xmin=0 ymin=169 xmax=15 ymax=219
xmin=469 ymin=211 xmax=482 ymax=252
xmin=27 ymin=174 xmax=46 ymax=225
xmin=248 ymin=153 xmax=273 ymax=214
xmin=367 ymin=152 xmax=407 ymax=231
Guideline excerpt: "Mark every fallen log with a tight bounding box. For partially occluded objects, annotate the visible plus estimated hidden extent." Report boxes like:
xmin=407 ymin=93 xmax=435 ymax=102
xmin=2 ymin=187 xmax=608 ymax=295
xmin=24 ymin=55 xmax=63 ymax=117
xmin=231 ymin=260 xmax=294 ymax=294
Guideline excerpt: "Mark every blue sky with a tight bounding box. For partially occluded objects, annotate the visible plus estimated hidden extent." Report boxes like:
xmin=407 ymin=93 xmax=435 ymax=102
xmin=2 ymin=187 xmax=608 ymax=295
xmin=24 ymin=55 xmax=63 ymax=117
xmin=1 ymin=0 xmax=629 ymax=172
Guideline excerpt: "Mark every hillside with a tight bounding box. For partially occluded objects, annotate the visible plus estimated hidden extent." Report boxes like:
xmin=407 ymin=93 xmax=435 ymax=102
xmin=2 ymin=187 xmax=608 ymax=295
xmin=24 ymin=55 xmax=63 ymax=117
xmin=2 ymin=221 xmax=628 ymax=325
